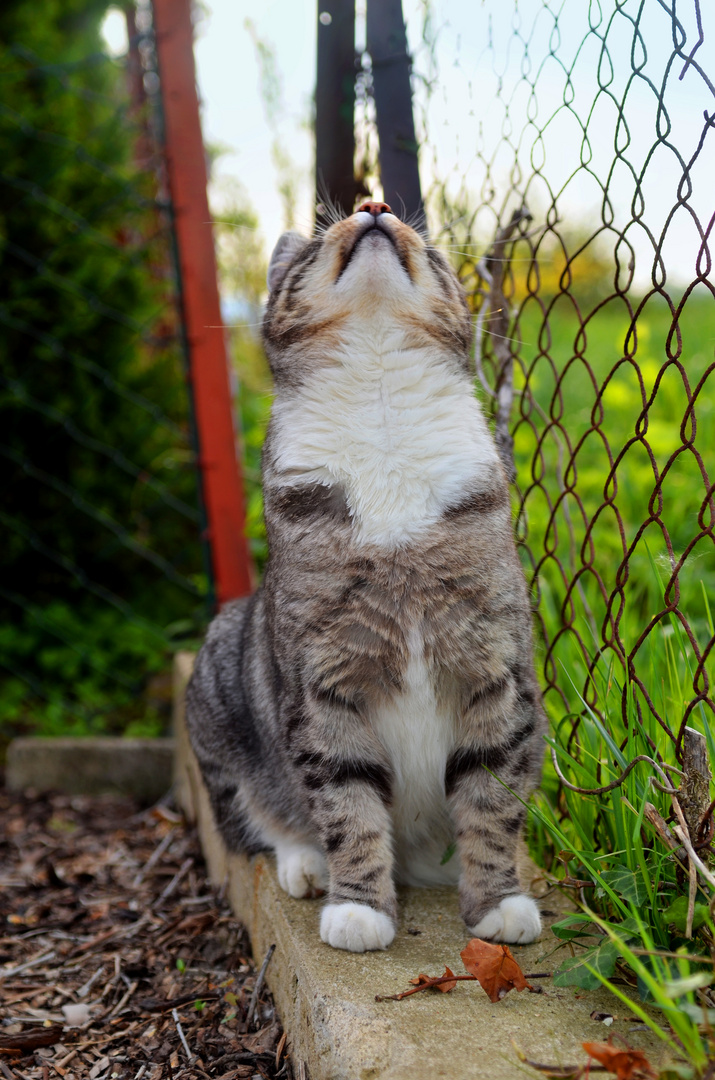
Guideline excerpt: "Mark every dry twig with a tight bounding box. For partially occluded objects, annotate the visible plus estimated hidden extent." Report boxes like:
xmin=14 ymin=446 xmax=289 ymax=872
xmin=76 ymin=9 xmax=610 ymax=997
xmin=247 ymin=944 xmax=276 ymax=1028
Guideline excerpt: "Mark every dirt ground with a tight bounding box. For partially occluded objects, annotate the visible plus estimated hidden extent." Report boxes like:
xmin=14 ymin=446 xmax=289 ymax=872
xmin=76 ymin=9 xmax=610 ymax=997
xmin=0 ymin=786 xmax=296 ymax=1080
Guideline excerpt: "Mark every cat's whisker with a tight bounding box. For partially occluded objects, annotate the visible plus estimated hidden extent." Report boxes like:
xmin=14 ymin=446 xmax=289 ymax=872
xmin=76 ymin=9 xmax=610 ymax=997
xmin=207 ymin=219 xmax=261 ymax=231
xmin=470 ymin=308 xmax=505 ymax=317
xmin=314 ymin=182 xmax=348 ymax=231
xmin=479 ymin=328 xmax=530 ymax=346
xmin=440 ymin=248 xmax=540 ymax=262
xmin=431 ymin=212 xmax=471 ymax=238
xmin=208 ymin=321 xmax=265 ymax=330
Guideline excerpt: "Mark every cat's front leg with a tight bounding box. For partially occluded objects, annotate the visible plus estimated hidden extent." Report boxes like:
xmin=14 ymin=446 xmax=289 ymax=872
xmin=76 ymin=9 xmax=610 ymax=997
xmin=446 ymin=684 xmax=544 ymax=944
xmin=296 ymin=742 xmax=398 ymax=952
xmin=448 ymin=766 xmax=541 ymax=943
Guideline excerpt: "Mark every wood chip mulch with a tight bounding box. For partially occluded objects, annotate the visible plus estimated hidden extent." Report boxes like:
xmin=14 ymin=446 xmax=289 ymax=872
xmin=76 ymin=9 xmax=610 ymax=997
xmin=0 ymin=787 xmax=296 ymax=1080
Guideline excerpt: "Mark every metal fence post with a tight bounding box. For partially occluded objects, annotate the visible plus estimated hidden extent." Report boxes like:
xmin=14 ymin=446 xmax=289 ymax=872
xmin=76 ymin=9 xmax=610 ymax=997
xmin=366 ymin=0 xmax=425 ymax=230
xmin=315 ymin=0 xmax=358 ymax=228
xmin=152 ymin=0 xmax=253 ymax=606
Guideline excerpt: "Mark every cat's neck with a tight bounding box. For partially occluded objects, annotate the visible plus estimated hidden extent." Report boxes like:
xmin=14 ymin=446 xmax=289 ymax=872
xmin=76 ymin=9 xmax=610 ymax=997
xmin=333 ymin=314 xmax=460 ymax=377
xmin=270 ymin=329 xmax=499 ymax=548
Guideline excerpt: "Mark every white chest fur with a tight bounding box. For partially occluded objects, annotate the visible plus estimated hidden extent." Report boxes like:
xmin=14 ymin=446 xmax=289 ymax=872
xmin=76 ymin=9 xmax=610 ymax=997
xmin=271 ymin=326 xmax=498 ymax=547
xmin=370 ymin=629 xmax=460 ymax=886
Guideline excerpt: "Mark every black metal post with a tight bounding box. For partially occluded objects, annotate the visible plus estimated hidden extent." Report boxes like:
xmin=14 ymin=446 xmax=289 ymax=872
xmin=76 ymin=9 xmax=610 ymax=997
xmin=315 ymin=1 xmax=357 ymax=229
xmin=366 ymin=0 xmax=425 ymax=230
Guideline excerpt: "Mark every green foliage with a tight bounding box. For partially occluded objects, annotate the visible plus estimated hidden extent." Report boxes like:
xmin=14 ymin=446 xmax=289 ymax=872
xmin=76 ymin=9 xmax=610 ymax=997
xmin=500 ymin=266 xmax=715 ymax=1043
xmin=575 ymin=913 xmax=713 ymax=1068
xmin=599 ymin=867 xmax=650 ymax=906
xmin=0 ymin=1 xmax=207 ymax=738
xmin=0 ymin=600 xmax=182 ymax=747
xmin=232 ymin=320 xmax=272 ymax=574
xmin=663 ymin=898 xmax=710 ymax=936
xmin=526 ymin=549 xmax=715 ymax=1063
xmin=440 ymin=841 xmax=457 ymax=865
xmin=552 ymin=939 xmax=619 ymax=990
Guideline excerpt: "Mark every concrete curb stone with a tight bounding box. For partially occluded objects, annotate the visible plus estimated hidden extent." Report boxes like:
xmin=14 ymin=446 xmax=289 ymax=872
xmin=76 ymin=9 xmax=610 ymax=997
xmin=6 ymin=736 xmax=175 ymax=803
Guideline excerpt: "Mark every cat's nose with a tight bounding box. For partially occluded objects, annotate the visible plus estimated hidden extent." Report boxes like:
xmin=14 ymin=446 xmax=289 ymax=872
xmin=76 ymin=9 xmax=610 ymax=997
xmin=356 ymin=200 xmax=392 ymax=216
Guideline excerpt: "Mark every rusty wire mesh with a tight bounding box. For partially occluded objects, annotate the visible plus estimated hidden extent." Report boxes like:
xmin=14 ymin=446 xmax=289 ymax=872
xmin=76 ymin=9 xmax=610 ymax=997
xmin=419 ymin=0 xmax=714 ymax=762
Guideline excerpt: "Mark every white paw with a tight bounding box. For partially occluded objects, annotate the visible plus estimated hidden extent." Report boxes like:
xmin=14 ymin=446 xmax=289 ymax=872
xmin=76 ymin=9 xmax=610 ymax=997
xmin=275 ymin=843 xmax=328 ymax=899
xmin=320 ymin=903 xmax=395 ymax=952
xmin=469 ymin=894 xmax=541 ymax=944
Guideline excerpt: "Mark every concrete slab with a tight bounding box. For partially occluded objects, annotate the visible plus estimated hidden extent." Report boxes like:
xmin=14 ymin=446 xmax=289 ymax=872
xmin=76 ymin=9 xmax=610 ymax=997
xmin=6 ymin=736 xmax=174 ymax=803
xmin=173 ymin=652 xmax=667 ymax=1080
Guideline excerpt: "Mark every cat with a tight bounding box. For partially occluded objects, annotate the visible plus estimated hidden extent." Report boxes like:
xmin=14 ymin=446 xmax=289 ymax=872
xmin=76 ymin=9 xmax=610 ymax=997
xmin=186 ymin=200 xmax=547 ymax=953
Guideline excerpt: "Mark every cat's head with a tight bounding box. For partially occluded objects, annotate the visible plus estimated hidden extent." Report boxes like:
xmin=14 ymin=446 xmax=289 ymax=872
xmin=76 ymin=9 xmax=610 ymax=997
xmin=262 ymin=203 xmax=472 ymax=383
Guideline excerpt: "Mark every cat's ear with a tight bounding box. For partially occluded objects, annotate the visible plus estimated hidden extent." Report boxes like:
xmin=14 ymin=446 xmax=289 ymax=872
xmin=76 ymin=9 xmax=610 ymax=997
xmin=267 ymin=231 xmax=309 ymax=292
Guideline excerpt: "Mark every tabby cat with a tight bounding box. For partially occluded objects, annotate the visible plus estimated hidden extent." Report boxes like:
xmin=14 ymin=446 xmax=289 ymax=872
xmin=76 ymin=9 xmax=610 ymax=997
xmin=186 ymin=201 xmax=547 ymax=952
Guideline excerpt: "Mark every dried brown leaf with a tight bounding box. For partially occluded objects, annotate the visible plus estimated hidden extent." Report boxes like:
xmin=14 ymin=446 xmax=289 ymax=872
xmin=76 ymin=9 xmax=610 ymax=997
xmin=408 ymin=967 xmax=457 ymax=993
xmin=240 ymin=1022 xmax=281 ymax=1054
xmin=433 ymin=966 xmax=457 ymax=993
xmin=582 ymin=1041 xmax=657 ymax=1080
xmin=461 ymin=938 xmax=533 ymax=1002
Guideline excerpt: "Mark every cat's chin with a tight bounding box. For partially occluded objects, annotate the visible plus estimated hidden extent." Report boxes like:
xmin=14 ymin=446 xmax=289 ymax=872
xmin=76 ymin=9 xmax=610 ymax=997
xmin=468 ymin=894 xmax=541 ymax=944
xmin=320 ymin=902 xmax=395 ymax=952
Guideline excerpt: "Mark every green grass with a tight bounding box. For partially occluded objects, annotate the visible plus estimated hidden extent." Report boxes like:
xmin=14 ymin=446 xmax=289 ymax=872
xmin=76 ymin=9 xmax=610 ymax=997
xmin=526 ymin=570 xmax=715 ymax=1070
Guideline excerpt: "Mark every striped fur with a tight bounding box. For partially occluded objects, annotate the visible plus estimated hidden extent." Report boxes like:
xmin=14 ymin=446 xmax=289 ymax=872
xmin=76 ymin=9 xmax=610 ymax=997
xmin=187 ymin=208 xmax=547 ymax=951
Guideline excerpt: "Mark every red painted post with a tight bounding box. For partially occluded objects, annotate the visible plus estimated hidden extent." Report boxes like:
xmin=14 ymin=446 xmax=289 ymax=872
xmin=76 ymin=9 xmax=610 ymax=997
xmin=152 ymin=0 xmax=253 ymax=605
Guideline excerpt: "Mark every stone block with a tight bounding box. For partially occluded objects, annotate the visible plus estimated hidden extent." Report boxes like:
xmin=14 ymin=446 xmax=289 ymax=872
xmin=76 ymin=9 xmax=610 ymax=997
xmin=6 ymin=736 xmax=174 ymax=803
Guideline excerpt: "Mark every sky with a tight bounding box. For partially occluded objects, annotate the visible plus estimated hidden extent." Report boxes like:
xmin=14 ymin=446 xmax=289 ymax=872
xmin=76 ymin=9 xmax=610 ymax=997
xmin=103 ymin=0 xmax=714 ymax=290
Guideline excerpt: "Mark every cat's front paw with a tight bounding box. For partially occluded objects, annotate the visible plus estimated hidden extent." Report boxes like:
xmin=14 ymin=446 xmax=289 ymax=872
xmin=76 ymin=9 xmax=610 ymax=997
xmin=320 ymin=903 xmax=395 ymax=952
xmin=468 ymin=894 xmax=541 ymax=944
xmin=275 ymin=843 xmax=328 ymax=899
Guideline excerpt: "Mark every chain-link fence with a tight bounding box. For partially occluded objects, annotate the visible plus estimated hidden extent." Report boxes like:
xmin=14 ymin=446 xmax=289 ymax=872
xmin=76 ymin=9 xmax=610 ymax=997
xmin=418 ymin=0 xmax=713 ymax=768
xmin=0 ymin=4 xmax=210 ymax=741
xmin=2 ymin=0 xmax=713 ymax=773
